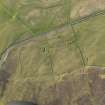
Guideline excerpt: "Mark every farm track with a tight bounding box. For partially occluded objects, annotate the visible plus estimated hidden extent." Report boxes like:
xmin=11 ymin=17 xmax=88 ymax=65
xmin=0 ymin=7 xmax=105 ymax=68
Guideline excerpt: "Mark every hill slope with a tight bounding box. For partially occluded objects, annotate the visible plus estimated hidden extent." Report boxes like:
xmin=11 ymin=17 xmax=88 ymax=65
xmin=1 ymin=0 xmax=105 ymax=105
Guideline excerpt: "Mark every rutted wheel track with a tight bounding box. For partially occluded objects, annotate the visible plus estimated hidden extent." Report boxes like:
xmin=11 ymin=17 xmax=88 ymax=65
xmin=0 ymin=8 xmax=105 ymax=69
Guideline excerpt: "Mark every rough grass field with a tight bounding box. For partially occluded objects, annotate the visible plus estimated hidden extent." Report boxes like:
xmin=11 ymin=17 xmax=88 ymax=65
xmin=1 ymin=0 xmax=105 ymax=105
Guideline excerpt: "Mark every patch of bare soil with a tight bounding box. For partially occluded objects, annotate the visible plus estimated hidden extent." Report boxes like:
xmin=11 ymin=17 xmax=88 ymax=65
xmin=0 ymin=50 xmax=18 ymax=97
xmin=39 ymin=66 xmax=105 ymax=105
xmin=71 ymin=0 xmax=105 ymax=18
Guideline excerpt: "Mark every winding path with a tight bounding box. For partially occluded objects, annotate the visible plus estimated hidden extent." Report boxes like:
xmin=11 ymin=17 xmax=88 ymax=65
xmin=0 ymin=9 xmax=105 ymax=69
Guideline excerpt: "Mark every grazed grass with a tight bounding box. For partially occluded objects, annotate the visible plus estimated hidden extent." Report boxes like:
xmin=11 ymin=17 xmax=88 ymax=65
xmin=0 ymin=0 xmax=69 ymax=57
xmin=1 ymin=0 xmax=105 ymax=105
xmin=74 ymin=14 xmax=105 ymax=67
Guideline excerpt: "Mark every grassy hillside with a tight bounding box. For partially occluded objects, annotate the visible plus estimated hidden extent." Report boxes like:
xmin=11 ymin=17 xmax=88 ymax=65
xmin=0 ymin=0 xmax=105 ymax=105
xmin=74 ymin=14 xmax=105 ymax=67
xmin=0 ymin=0 xmax=105 ymax=56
